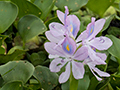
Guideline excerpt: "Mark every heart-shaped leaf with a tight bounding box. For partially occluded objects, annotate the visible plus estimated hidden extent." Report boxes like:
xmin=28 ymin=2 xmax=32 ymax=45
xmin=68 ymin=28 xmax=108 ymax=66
xmin=1 ymin=81 xmax=23 ymax=90
xmin=33 ymin=65 xmax=58 ymax=90
xmin=55 ymin=0 xmax=88 ymax=11
xmin=18 ymin=14 xmax=47 ymax=42
xmin=0 ymin=61 xmax=34 ymax=84
xmin=11 ymin=0 xmax=41 ymax=18
xmin=0 ymin=1 xmax=18 ymax=33
xmin=107 ymin=35 xmax=120 ymax=61
xmin=34 ymin=0 xmax=56 ymax=20
xmin=86 ymin=0 xmax=115 ymax=17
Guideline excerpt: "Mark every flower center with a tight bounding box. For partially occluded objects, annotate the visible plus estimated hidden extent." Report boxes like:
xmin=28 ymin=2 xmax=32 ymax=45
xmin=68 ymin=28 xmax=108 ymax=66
xmin=82 ymin=40 xmax=89 ymax=45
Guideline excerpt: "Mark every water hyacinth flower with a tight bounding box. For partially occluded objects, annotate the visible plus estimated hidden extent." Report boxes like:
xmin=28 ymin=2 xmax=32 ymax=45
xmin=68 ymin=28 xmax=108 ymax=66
xmin=76 ymin=17 xmax=112 ymax=63
xmin=44 ymin=5 xmax=113 ymax=84
xmin=45 ymin=6 xmax=80 ymax=45
xmin=44 ymin=36 xmax=88 ymax=83
xmin=76 ymin=17 xmax=112 ymax=80
xmin=83 ymin=53 xmax=110 ymax=81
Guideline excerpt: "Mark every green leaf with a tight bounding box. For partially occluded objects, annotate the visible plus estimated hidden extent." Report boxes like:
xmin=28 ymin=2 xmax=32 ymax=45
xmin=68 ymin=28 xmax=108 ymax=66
xmin=107 ymin=35 xmax=120 ymax=61
xmin=61 ymin=80 xmax=70 ymax=90
xmin=0 ymin=0 xmax=10 ymax=1
xmin=77 ymin=74 xmax=90 ymax=90
xmin=0 ymin=61 xmax=34 ymax=84
xmin=34 ymin=0 xmax=56 ymax=20
xmin=69 ymin=73 xmax=78 ymax=90
xmin=0 ymin=81 xmax=23 ymax=90
xmin=115 ymin=14 xmax=120 ymax=20
xmin=107 ymin=57 xmax=119 ymax=74
xmin=11 ymin=0 xmax=41 ymax=18
xmin=0 ymin=47 xmax=5 ymax=54
xmin=0 ymin=50 xmax=25 ymax=64
xmin=28 ymin=0 xmax=35 ymax=3
xmin=110 ymin=75 xmax=120 ymax=90
xmin=96 ymin=78 xmax=110 ymax=90
xmin=18 ymin=14 xmax=47 ymax=42
xmin=86 ymin=0 xmax=115 ymax=17
xmin=0 ymin=77 xmax=4 ymax=87
xmin=0 ymin=35 xmax=8 ymax=45
xmin=88 ymin=77 xmax=99 ymax=90
xmin=8 ymin=46 xmax=23 ymax=54
xmin=30 ymin=51 xmax=47 ymax=66
xmin=112 ymin=1 xmax=120 ymax=12
xmin=117 ymin=86 xmax=120 ymax=90
xmin=107 ymin=26 xmax=120 ymax=37
xmin=45 ymin=16 xmax=60 ymax=28
xmin=0 ymin=1 xmax=18 ymax=33
xmin=29 ymin=79 xmax=41 ymax=90
xmin=0 ymin=35 xmax=8 ymax=54
xmin=55 ymin=0 xmax=88 ymax=11
xmin=33 ymin=65 xmax=58 ymax=90
xmin=103 ymin=6 xmax=116 ymax=17
xmin=107 ymin=83 xmax=114 ymax=90
xmin=101 ymin=14 xmax=115 ymax=32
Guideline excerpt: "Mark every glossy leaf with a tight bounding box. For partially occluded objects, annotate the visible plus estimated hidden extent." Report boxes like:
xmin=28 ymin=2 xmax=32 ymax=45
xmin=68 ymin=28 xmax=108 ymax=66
xmin=45 ymin=16 xmax=60 ymax=28
xmin=86 ymin=0 xmax=115 ymax=17
xmin=34 ymin=0 xmax=56 ymax=20
xmin=55 ymin=0 xmax=88 ymax=11
xmin=70 ymin=73 xmax=78 ymax=90
xmin=103 ymin=6 xmax=116 ymax=17
xmin=101 ymin=14 xmax=115 ymax=32
xmin=18 ymin=14 xmax=47 ymax=42
xmin=29 ymin=79 xmax=41 ymax=90
xmin=1 ymin=81 xmax=23 ymax=90
xmin=107 ymin=35 xmax=120 ymax=61
xmin=77 ymin=74 xmax=90 ymax=90
xmin=0 ymin=47 xmax=5 ymax=54
xmin=33 ymin=65 xmax=58 ymax=90
xmin=0 ymin=50 xmax=25 ymax=64
xmin=11 ymin=0 xmax=41 ymax=18
xmin=0 ymin=1 xmax=18 ymax=33
xmin=61 ymin=80 xmax=70 ymax=90
xmin=0 ymin=61 xmax=34 ymax=84
xmin=107 ymin=26 xmax=120 ymax=37
xmin=88 ymin=77 xmax=99 ymax=90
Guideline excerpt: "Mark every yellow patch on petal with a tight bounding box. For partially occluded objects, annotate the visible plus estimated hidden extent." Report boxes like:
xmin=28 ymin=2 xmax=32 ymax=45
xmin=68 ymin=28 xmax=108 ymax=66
xmin=70 ymin=25 xmax=73 ymax=33
xmin=66 ymin=45 xmax=70 ymax=51
xmin=90 ymin=29 xmax=93 ymax=33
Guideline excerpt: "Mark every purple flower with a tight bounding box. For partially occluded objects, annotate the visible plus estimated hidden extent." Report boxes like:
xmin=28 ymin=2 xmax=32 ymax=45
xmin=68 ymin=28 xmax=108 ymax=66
xmin=45 ymin=6 xmax=80 ymax=45
xmin=44 ymin=5 xmax=113 ymax=83
xmin=57 ymin=6 xmax=80 ymax=38
xmin=76 ymin=17 xmax=112 ymax=61
xmin=44 ymin=36 xmax=88 ymax=83
xmin=83 ymin=53 xmax=110 ymax=81
xmin=76 ymin=17 xmax=112 ymax=80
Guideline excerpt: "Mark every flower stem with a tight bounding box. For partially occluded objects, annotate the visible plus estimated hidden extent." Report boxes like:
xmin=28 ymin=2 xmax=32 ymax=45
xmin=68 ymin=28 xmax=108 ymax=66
xmin=104 ymin=54 xmax=111 ymax=72
xmin=69 ymin=73 xmax=78 ymax=90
